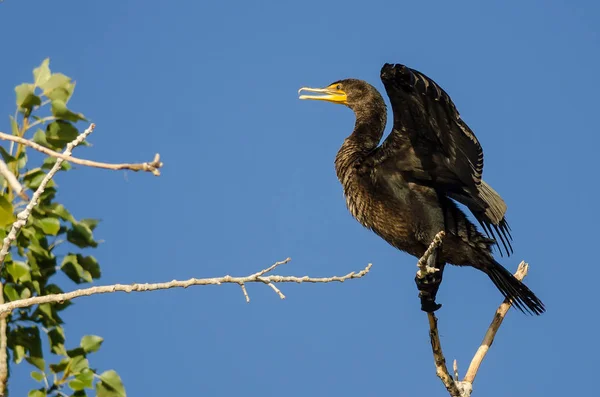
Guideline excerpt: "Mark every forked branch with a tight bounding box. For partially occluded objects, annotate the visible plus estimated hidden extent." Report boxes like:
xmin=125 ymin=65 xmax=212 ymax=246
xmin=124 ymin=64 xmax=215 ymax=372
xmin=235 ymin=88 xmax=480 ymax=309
xmin=417 ymin=232 xmax=532 ymax=397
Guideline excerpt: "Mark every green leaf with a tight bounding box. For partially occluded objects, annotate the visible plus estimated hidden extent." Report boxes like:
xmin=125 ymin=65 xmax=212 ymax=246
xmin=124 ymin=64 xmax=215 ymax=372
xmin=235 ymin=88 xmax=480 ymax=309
xmin=15 ymin=83 xmax=42 ymax=114
xmin=45 ymin=121 xmax=79 ymax=149
xmin=70 ymin=379 xmax=87 ymax=391
xmin=97 ymin=370 xmax=126 ymax=397
xmin=26 ymin=356 xmax=45 ymax=371
xmin=80 ymin=335 xmax=103 ymax=353
xmin=33 ymin=58 xmax=51 ymax=87
xmin=20 ymin=287 xmax=32 ymax=299
xmin=38 ymin=217 xmax=60 ymax=235
xmin=30 ymin=370 xmax=45 ymax=382
xmin=47 ymin=204 xmax=75 ymax=223
xmin=75 ymin=368 xmax=94 ymax=389
xmin=17 ymin=149 xmax=28 ymax=169
xmin=37 ymin=303 xmax=63 ymax=326
xmin=67 ymin=222 xmax=98 ymax=248
xmin=80 ymin=218 xmax=100 ymax=231
xmin=51 ymin=99 xmax=86 ymax=122
xmin=61 ymin=254 xmax=92 ymax=283
xmin=7 ymin=261 xmax=31 ymax=282
xmin=0 ymin=146 xmax=16 ymax=164
xmin=41 ymin=156 xmax=72 ymax=171
xmin=4 ymin=284 xmax=20 ymax=301
xmin=14 ymin=345 xmax=25 ymax=364
xmin=10 ymin=115 xmax=19 ymax=135
xmin=23 ymin=168 xmax=53 ymax=190
xmin=46 ymin=80 xmax=76 ymax=103
xmin=0 ymin=195 xmax=16 ymax=227
xmin=49 ymin=357 xmax=69 ymax=374
xmin=47 ymin=327 xmax=66 ymax=355
xmin=79 ymin=255 xmax=101 ymax=279
xmin=70 ymin=355 xmax=89 ymax=373
xmin=28 ymin=390 xmax=46 ymax=397
xmin=40 ymin=73 xmax=70 ymax=95
xmin=32 ymin=129 xmax=53 ymax=149
xmin=67 ymin=347 xmax=85 ymax=358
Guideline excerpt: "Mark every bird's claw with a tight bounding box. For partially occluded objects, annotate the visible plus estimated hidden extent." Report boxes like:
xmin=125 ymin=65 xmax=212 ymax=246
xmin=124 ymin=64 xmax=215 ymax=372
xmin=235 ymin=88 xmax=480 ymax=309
xmin=415 ymin=270 xmax=443 ymax=312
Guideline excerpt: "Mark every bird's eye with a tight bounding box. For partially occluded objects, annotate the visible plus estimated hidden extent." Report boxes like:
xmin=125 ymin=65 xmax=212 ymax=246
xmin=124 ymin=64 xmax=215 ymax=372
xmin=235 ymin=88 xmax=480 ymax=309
xmin=336 ymin=84 xmax=341 ymax=90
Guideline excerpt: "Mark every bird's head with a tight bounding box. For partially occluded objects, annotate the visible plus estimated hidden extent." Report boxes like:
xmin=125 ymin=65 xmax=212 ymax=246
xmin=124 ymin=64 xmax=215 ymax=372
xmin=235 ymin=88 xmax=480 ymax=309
xmin=298 ymin=79 xmax=382 ymax=112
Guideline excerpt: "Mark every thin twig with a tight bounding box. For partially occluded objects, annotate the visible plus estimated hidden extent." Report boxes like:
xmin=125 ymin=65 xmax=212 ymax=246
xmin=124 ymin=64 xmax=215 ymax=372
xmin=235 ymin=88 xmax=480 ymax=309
xmin=0 ymin=261 xmax=373 ymax=315
xmin=239 ymin=283 xmax=250 ymax=303
xmin=0 ymin=158 xmax=28 ymax=200
xmin=0 ymin=131 xmax=163 ymax=176
xmin=463 ymin=261 xmax=529 ymax=384
xmin=0 ymin=124 xmax=95 ymax=272
xmin=453 ymin=359 xmax=459 ymax=380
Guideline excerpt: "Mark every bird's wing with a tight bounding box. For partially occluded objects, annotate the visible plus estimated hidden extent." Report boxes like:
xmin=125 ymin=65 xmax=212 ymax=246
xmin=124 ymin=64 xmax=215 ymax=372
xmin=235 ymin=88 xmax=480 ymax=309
xmin=376 ymin=63 xmax=512 ymax=255
xmin=379 ymin=63 xmax=483 ymax=189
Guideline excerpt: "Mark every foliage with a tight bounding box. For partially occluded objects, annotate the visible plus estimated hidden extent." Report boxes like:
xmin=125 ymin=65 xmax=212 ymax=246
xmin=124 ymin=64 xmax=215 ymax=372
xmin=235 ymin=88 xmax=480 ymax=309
xmin=2 ymin=59 xmax=126 ymax=396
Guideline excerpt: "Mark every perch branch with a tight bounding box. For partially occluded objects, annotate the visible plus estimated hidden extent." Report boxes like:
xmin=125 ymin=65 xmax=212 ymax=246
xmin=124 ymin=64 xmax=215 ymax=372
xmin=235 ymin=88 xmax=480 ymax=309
xmin=418 ymin=232 xmax=533 ymax=397
xmin=418 ymin=231 xmax=461 ymax=397
xmin=0 ymin=259 xmax=372 ymax=315
xmin=463 ymin=261 xmax=529 ymax=384
xmin=0 ymin=131 xmax=163 ymax=176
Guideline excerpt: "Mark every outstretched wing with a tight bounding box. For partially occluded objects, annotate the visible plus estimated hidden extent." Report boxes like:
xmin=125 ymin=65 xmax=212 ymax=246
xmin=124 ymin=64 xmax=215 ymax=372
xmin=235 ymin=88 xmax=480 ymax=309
xmin=377 ymin=63 xmax=512 ymax=255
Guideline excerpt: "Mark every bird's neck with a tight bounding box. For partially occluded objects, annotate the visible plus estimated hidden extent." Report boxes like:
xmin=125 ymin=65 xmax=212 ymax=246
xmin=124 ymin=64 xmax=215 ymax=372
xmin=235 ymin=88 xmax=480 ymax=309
xmin=335 ymin=103 xmax=387 ymax=182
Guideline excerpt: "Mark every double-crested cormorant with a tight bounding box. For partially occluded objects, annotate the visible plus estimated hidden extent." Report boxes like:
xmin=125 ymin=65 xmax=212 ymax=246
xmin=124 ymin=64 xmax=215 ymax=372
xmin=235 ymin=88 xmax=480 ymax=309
xmin=298 ymin=63 xmax=544 ymax=315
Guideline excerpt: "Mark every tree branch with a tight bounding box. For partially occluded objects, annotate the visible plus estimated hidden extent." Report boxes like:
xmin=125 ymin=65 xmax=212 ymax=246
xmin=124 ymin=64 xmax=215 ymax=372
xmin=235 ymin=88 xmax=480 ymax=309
xmin=0 ymin=131 xmax=163 ymax=176
xmin=0 ymin=259 xmax=372 ymax=315
xmin=0 ymin=159 xmax=28 ymax=200
xmin=463 ymin=261 xmax=529 ymax=384
xmin=0 ymin=123 xmax=95 ymax=397
xmin=0 ymin=123 xmax=96 ymax=270
xmin=417 ymin=232 xmax=532 ymax=397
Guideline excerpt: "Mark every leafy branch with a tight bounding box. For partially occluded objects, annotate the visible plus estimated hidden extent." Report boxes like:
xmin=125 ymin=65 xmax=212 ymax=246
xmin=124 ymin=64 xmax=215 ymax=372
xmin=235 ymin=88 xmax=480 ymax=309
xmin=0 ymin=59 xmax=374 ymax=397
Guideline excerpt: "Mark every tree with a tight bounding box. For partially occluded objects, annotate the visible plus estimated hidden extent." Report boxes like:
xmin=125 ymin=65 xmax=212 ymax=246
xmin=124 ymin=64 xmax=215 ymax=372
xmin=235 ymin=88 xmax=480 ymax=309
xmin=0 ymin=60 xmax=371 ymax=397
xmin=0 ymin=59 xmax=538 ymax=397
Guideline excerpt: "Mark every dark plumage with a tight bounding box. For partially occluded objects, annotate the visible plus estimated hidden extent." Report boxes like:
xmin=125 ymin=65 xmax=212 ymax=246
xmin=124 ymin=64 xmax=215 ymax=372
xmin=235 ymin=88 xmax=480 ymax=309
xmin=299 ymin=63 xmax=544 ymax=315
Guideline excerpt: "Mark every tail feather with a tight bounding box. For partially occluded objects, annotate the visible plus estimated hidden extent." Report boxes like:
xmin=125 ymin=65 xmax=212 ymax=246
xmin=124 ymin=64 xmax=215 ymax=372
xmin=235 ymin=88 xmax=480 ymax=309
xmin=485 ymin=261 xmax=545 ymax=315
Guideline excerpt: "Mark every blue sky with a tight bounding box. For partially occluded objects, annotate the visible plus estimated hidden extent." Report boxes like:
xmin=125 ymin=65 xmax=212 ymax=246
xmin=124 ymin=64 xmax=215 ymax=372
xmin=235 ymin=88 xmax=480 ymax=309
xmin=1 ymin=0 xmax=598 ymax=395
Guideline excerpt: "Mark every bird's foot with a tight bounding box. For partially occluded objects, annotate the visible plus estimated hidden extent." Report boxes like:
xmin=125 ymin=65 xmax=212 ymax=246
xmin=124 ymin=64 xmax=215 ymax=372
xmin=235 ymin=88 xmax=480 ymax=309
xmin=415 ymin=270 xmax=443 ymax=313
xmin=418 ymin=290 xmax=442 ymax=313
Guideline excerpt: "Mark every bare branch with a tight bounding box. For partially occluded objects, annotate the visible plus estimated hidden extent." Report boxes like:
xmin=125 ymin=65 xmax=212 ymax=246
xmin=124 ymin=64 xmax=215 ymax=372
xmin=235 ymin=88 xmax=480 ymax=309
xmin=418 ymin=231 xmax=532 ymax=397
xmin=0 ymin=260 xmax=372 ymax=315
xmin=0 ymin=159 xmax=28 ymax=200
xmin=0 ymin=124 xmax=95 ymax=271
xmin=463 ymin=261 xmax=529 ymax=384
xmin=427 ymin=312 xmax=462 ymax=397
xmin=0 ymin=131 xmax=163 ymax=176
xmin=239 ymin=283 xmax=250 ymax=303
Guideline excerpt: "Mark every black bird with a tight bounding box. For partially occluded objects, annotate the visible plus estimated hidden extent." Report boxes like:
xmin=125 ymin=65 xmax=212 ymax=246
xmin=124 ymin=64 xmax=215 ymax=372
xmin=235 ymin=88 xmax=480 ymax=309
xmin=298 ymin=63 xmax=544 ymax=315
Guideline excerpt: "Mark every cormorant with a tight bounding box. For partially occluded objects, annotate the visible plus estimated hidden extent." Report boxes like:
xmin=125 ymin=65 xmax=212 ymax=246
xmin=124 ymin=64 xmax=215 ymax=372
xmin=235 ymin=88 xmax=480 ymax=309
xmin=298 ymin=63 xmax=544 ymax=315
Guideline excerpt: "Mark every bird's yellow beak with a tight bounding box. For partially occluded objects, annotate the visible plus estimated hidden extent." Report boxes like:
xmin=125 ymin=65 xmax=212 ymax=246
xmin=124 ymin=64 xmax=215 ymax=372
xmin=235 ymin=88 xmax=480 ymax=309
xmin=298 ymin=84 xmax=348 ymax=105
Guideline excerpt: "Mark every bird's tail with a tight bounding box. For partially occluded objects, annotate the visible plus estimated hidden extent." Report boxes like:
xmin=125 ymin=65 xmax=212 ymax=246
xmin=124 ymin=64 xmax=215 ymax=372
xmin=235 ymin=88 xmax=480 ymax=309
xmin=484 ymin=260 xmax=545 ymax=315
xmin=478 ymin=181 xmax=507 ymax=225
